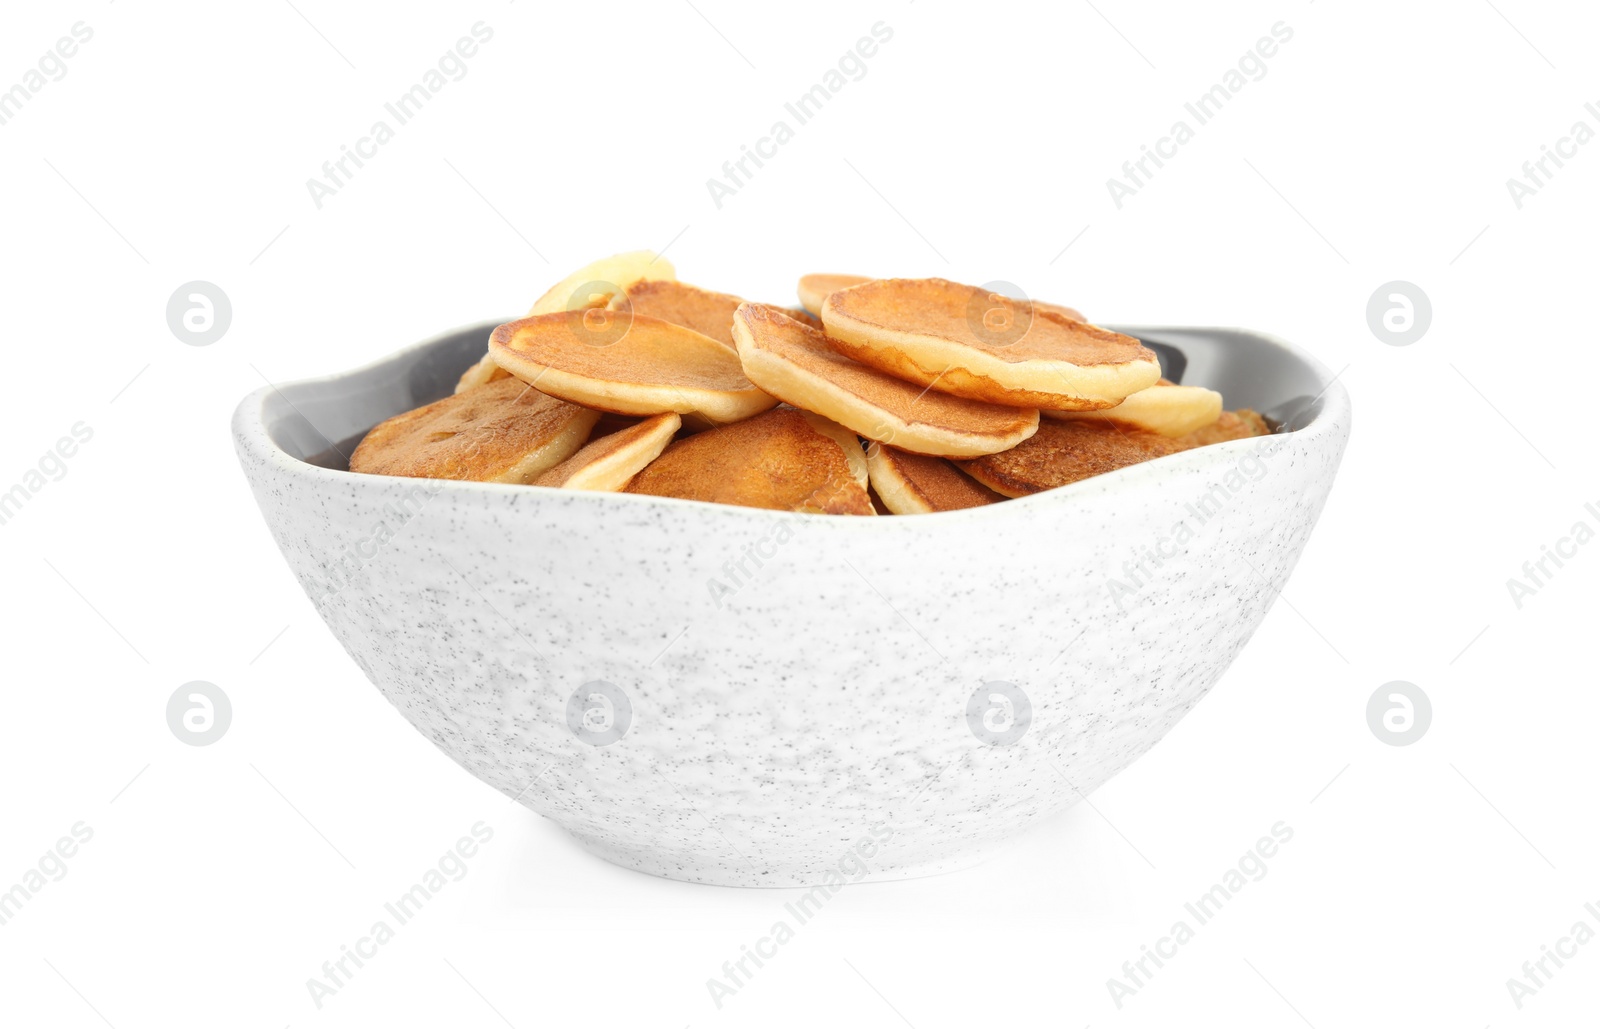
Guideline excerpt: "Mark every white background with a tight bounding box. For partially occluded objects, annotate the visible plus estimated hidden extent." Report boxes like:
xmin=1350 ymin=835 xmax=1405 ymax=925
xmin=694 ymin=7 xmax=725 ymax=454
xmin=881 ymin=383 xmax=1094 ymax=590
xmin=2 ymin=0 xmax=1596 ymax=1025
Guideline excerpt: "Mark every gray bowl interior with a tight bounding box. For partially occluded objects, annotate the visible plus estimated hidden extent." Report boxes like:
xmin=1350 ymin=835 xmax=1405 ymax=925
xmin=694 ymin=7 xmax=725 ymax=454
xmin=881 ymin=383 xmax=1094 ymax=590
xmin=260 ymin=321 xmax=1333 ymax=471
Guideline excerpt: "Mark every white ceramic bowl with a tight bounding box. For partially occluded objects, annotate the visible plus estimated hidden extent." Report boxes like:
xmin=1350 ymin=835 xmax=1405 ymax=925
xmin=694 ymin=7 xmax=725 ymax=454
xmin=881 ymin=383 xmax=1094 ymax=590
xmin=234 ymin=322 xmax=1349 ymax=886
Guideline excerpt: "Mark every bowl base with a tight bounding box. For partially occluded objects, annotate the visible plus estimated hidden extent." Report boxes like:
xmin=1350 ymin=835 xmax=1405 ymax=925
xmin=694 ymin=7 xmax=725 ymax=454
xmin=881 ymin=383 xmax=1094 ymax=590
xmin=572 ymin=833 xmax=1009 ymax=889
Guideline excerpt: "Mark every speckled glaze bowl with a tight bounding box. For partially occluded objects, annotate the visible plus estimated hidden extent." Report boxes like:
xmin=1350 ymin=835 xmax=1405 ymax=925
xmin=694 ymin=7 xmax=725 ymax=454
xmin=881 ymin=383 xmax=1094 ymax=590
xmin=234 ymin=321 xmax=1349 ymax=887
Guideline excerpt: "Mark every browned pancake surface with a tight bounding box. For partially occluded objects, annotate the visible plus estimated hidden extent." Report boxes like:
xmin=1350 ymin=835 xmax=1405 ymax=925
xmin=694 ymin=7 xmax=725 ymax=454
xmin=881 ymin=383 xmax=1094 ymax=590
xmin=826 ymin=278 xmax=1148 ymax=367
xmin=350 ymin=377 xmax=595 ymax=482
xmin=625 ymin=408 xmax=872 ymax=514
xmin=615 ymin=279 xmax=745 ymax=350
xmin=737 ymin=303 xmax=1037 ymax=444
xmin=956 ymin=420 xmax=1182 ymax=497
xmin=871 ymin=446 xmax=1003 ymax=512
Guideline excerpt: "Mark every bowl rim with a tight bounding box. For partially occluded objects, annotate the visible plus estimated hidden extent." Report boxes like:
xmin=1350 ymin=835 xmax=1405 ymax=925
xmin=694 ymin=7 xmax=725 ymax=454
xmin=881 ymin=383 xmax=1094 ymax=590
xmin=232 ymin=319 xmax=1351 ymax=526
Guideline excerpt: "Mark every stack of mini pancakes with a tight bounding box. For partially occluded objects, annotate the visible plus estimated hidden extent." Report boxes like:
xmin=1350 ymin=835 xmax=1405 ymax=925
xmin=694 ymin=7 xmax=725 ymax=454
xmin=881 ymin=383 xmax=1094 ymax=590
xmin=350 ymin=252 xmax=1270 ymax=515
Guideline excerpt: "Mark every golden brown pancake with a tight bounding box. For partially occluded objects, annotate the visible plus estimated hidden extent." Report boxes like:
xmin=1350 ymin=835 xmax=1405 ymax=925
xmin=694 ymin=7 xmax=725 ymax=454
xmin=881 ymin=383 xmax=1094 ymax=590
xmin=733 ymin=303 xmax=1038 ymax=458
xmin=456 ymin=250 xmax=676 ymax=393
xmin=625 ymin=408 xmax=874 ymax=514
xmin=1177 ymin=408 xmax=1271 ymax=448
xmin=955 ymin=420 xmax=1182 ymax=498
xmin=609 ymin=279 xmax=745 ymax=351
xmin=1048 ymin=381 xmax=1223 ymax=437
xmin=533 ymin=412 xmax=681 ymax=491
xmin=489 ymin=312 xmax=777 ymax=424
xmin=865 ymin=443 xmax=1004 ymax=514
xmin=350 ymin=377 xmax=600 ymax=484
xmin=798 ymin=273 xmax=872 ymax=316
xmin=821 ymin=278 xmax=1160 ymax=409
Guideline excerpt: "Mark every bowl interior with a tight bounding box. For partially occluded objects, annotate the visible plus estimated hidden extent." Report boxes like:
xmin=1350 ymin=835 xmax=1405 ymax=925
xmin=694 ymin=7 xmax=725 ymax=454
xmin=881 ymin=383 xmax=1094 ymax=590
xmin=259 ymin=322 xmax=1335 ymax=471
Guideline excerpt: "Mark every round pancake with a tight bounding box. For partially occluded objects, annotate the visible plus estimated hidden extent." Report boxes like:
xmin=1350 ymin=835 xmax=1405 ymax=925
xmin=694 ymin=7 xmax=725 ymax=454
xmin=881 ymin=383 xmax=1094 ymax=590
xmin=456 ymin=250 xmax=676 ymax=393
xmin=1176 ymin=408 xmax=1271 ymax=449
xmin=733 ymin=303 xmax=1038 ymax=458
xmin=797 ymin=273 xmax=871 ymax=316
xmin=821 ymin=277 xmax=1160 ymax=409
xmin=955 ymin=419 xmax=1182 ymax=498
xmin=1047 ymin=381 xmax=1223 ymax=437
xmin=865 ymin=444 xmax=1004 ymax=514
xmin=350 ymin=377 xmax=600 ymax=484
xmin=625 ymin=407 xmax=874 ymax=515
xmin=533 ymin=412 xmax=681 ymax=491
xmin=609 ymin=279 xmax=744 ymax=350
xmin=490 ymin=312 xmax=777 ymax=424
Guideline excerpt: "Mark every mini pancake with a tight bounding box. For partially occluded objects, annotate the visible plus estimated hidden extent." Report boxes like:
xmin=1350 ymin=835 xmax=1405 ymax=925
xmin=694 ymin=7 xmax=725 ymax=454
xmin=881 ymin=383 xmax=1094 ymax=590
xmin=797 ymin=273 xmax=872 ymax=316
xmin=533 ymin=412 xmax=681 ymax=491
xmin=1177 ymin=408 xmax=1271 ymax=448
xmin=350 ymin=377 xmax=600 ymax=484
xmin=733 ymin=303 xmax=1038 ymax=458
xmin=456 ymin=250 xmax=676 ymax=393
xmin=1047 ymin=381 xmax=1223 ymax=437
xmin=955 ymin=419 xmax=1182 ymax=498
xmin=821 ymin=278 xmax=1160 ymax=409
xmin=490 ymin=312 xmax=777 ymax=424
xmin=865 ymin=443 xmax=1004 ymax=515
xmin=609 ymin=279 xmax=745 ymax=350
xmin=625 ymin=407 xmax=874 ymax=514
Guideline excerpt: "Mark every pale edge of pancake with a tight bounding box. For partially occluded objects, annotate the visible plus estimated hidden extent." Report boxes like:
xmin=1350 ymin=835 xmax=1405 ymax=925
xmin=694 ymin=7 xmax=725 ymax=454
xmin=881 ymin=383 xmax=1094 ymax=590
xmin=541 ymin=413 xmax=681 ymax=491
xmin=820 ymin=299 xmax=1160 ymax=403
xmin=456 ymin=250 xmax=677 ymax=393
xmin=492 ymin=408 xmax=601 ymax=484
xmin=864 ymin=445 xmax=933 ymax=514
xmin=1047 ymin=384 xmax=1223 ymax=437
xmin=733 ymin=314 xmax=1039 ymax=458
